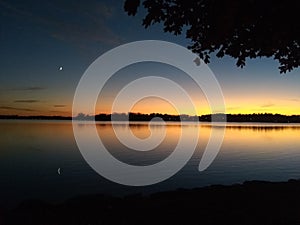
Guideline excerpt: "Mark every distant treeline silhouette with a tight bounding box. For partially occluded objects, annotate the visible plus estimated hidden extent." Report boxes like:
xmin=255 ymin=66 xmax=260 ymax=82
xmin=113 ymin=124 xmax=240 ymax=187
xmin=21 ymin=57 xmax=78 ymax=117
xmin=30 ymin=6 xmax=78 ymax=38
xmin=200 ymin=113 xmax=300 ymax=123
xmin=1 ymin=113 xmax=300 ymax=123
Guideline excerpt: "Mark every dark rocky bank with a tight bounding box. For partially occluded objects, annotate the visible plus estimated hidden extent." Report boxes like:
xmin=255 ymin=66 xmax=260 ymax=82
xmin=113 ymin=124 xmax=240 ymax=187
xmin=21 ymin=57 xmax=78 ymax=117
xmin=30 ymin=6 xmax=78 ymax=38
xmin=1 ymin=179 xmax=300 ymax=225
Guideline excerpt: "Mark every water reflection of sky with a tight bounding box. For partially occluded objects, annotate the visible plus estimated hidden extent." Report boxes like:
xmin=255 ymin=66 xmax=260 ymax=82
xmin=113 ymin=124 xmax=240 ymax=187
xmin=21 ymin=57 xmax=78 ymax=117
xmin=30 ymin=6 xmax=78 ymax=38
xmin=1 ymin=120 xmax=300 ymax=208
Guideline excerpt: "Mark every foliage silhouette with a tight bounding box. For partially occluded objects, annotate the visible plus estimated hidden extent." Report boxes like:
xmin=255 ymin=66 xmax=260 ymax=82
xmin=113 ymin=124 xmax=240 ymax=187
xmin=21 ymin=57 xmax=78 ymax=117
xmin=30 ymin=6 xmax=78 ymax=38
xmin=124 ymin=0 xmax=300 ymax=73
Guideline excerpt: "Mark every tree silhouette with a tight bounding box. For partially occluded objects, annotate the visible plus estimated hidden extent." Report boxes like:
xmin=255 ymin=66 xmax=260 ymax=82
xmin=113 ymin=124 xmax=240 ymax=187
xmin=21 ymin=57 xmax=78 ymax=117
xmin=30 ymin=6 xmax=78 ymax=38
xmin=124 ymin=0 xmax=300 ymax=73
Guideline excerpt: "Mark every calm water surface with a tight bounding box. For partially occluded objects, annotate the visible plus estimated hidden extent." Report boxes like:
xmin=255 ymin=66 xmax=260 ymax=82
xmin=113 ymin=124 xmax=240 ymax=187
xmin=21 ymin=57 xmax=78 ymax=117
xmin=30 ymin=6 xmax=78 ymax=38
xmin=1 ymin=120 xmax=300 ymax=207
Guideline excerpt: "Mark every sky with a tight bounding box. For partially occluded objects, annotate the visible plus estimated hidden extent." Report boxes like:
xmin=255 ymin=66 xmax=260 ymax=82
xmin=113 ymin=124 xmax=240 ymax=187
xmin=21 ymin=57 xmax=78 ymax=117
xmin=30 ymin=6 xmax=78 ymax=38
xmin=1 ymin=0 xmax=300 ymax=116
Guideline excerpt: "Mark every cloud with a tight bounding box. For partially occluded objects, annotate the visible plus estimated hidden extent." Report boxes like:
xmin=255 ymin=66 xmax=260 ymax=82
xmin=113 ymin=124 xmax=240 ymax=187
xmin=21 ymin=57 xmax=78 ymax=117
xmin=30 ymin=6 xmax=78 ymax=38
xmin=261 ymin=103 xmax=274 ymax=108
xmin=0 ymin=106 xmax=37 ymax=112
xmin=97 ymin=2 xmax=115 ymax=19
xmin=22 ymin=87 xmax=45 ymax=91
xmin=14 ymin=100 xmax=40 ymax=103
xmin=53 ymin=104 xmax=66 ymax=107
xmin=289 ymin=98 xmax=300 ymax=102
xmin=226 ymin=106 xmax=241 ymax=110
xmin=8 ymin=86 xmax=46 ymax=91
xmin=0 ymin=0 xmax=123 ymax=48
xmin=49 ymin=110 xmax=68 ymax=114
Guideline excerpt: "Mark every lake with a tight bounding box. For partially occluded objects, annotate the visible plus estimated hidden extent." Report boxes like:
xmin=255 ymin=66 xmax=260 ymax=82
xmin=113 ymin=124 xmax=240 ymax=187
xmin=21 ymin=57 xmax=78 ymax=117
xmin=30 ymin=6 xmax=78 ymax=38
xmin=1 ymin=120 xmax=300 ymax=208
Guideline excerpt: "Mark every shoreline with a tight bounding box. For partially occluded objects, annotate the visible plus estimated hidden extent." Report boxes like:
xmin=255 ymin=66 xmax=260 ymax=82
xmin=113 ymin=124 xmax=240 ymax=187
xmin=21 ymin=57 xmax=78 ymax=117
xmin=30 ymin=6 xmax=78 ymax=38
xmin=1 ymin=113 xmax=300 ymax=123
xmin=2 ymin=179 xmax=300 ymax=225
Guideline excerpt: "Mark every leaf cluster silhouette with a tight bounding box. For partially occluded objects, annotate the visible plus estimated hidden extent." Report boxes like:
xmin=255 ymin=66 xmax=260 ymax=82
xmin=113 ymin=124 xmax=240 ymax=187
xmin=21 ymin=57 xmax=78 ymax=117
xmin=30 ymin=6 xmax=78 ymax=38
xmin=124 ymin=0 xmax=300 ymax=73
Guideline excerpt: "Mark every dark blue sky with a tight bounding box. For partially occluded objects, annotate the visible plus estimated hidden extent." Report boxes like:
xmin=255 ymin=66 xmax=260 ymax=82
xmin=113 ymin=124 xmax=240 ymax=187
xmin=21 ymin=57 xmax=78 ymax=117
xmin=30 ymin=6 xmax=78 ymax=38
xmin=1 ymin=0 xmax=300 ymax=115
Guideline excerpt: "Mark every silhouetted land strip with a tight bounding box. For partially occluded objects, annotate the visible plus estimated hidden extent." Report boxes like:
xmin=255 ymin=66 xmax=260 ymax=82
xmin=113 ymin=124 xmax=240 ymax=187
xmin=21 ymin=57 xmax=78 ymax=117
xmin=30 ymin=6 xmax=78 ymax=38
xmin=2 ymin=179 xmax=300 ymax=225
xmin=2 ymin=113 xmax=300 ymax=123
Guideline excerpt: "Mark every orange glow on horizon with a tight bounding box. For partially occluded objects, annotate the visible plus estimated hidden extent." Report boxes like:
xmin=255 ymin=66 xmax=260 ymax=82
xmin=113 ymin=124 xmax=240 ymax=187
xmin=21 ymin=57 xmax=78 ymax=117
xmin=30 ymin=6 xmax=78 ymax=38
xmin=1 ymin=95 xmax=300 ymax=117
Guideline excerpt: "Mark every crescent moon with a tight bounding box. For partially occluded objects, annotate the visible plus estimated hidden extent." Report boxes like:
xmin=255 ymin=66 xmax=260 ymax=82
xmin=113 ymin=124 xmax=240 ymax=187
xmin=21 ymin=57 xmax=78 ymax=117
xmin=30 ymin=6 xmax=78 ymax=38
xmin=58 ymin=168 xmax=61 ymax=175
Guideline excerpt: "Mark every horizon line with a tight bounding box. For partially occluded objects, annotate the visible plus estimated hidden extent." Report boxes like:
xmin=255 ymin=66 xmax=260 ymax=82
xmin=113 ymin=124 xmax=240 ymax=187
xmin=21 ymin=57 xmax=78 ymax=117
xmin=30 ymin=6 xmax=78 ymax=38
xmin=1 ymin=112 xmax=300 ymax=117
